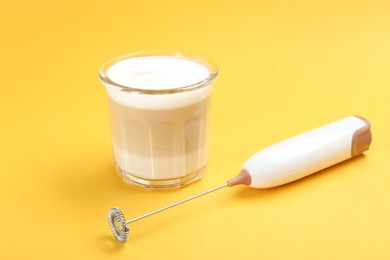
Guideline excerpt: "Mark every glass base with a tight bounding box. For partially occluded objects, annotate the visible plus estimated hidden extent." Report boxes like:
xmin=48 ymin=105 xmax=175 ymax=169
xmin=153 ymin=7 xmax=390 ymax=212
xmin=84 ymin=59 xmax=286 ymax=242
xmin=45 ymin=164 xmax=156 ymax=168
xmin=115 ymin=163 xmax=205 ymax=189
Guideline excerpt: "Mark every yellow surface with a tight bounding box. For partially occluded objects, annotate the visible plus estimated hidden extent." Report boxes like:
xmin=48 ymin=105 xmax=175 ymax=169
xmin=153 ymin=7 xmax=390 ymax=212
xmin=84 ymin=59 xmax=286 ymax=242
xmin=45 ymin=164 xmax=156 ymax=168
xmin=1 ymin=0 xmax=390 ymax=259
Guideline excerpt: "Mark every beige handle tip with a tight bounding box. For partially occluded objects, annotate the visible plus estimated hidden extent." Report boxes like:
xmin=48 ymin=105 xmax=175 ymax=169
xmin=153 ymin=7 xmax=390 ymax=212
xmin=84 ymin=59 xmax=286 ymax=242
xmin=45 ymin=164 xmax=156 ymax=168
xmin=227 ymin=169 xmax=252 ymax=187
xmin=352 ymin=116 xmax=372 ymax=157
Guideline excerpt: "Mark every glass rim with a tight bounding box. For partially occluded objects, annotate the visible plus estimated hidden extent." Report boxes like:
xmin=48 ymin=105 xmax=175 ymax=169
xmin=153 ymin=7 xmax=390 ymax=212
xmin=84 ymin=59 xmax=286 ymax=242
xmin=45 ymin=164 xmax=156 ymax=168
xmin=99 ymin=51 xmax=219 ymax=95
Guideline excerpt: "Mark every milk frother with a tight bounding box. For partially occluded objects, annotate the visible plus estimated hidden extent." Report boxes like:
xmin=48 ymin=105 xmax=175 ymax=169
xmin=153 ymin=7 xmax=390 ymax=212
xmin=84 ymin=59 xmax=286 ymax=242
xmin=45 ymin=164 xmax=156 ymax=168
xmin=108 ymin=116 xmax=372 ymax=243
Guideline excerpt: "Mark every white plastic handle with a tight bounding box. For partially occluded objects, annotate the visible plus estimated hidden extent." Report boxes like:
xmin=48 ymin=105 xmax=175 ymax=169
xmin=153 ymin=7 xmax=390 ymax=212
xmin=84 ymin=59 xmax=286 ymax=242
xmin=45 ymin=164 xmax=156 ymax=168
xmin=229 ymin=116 xmax=372 ymax=189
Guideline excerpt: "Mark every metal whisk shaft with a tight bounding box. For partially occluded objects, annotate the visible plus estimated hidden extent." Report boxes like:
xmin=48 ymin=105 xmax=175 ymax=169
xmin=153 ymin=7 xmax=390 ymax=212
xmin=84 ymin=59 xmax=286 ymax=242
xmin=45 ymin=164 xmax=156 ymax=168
xmin=126 ymin=183 xmax=228 ymax=224
xmin=108 ymin=183 xmax=228 ymax=242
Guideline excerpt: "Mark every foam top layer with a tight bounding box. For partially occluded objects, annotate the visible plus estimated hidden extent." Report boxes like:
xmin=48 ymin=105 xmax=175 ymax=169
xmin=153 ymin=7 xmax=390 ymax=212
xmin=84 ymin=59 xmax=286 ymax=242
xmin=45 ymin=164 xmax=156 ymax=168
xmin=106 ymin=56 xmax=211 ymax=90
xmin=101 ymin=54 xmax=217 ymax=109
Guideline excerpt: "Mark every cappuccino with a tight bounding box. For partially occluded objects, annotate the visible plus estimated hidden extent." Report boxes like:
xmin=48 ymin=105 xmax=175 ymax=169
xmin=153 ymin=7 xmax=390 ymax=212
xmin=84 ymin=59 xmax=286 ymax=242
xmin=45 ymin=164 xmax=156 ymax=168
xmin=100 ymin=52 xmax=218 ymax=189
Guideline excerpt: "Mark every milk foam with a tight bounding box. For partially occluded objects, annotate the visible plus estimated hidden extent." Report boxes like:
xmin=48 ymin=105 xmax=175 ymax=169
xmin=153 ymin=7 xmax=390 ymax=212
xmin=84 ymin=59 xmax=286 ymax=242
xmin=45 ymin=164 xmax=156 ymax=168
xmin=106 ymin=56 xmax=211 ymax=90
xmin=104 ymin=56 xmax=213 ymax=109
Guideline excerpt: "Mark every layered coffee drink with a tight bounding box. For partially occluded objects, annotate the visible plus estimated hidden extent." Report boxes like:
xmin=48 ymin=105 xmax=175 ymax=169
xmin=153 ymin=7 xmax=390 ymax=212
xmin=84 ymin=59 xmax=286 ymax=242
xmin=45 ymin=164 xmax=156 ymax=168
xmin=99 ymin=52 xmax=218 ymax=189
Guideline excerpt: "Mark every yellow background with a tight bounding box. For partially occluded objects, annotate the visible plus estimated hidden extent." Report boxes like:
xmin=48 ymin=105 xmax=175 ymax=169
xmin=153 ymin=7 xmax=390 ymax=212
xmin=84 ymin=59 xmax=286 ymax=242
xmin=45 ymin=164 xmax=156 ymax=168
xmin=1 ymin=0 xmax=390 ymax=259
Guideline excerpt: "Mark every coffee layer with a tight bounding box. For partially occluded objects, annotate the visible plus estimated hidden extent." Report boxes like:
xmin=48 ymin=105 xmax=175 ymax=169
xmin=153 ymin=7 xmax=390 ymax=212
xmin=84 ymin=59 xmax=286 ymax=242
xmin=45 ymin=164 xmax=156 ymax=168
xmin=107 ymin=95 xmax=211 ymax=180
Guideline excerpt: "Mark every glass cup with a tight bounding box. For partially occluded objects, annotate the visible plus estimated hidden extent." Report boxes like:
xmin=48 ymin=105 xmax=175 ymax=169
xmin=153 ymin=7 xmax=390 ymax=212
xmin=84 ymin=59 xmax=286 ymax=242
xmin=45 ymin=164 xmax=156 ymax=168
xmin=99 ymin=51 xmax=218 ymax=189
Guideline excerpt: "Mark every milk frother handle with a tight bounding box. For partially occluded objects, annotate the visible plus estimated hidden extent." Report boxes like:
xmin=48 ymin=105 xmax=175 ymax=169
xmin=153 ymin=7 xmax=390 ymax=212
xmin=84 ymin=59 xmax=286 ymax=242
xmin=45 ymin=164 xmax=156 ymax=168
xmin=228 ymin=116 xmax=372 ymax=189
